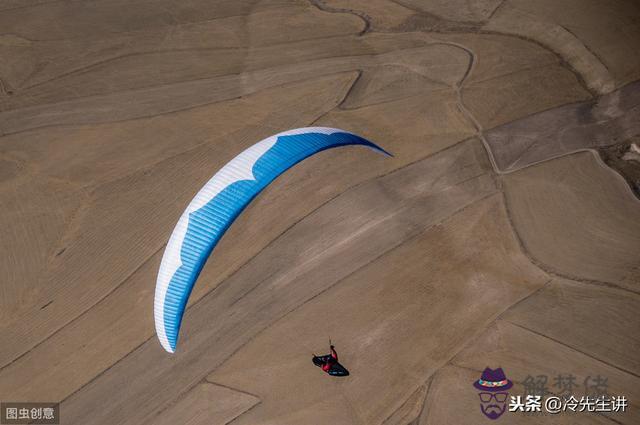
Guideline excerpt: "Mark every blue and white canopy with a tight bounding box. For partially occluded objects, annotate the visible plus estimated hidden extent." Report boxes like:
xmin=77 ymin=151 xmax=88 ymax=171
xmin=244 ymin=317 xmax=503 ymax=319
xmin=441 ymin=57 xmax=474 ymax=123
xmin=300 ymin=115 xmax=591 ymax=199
xmin=154 ymin=127 xmax=390 ymax=353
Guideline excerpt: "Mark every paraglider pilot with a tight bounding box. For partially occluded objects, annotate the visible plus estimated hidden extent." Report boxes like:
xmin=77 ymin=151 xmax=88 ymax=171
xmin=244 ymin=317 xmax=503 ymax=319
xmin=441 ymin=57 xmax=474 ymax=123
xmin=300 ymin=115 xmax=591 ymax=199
xmin=313 ymin=343 xmax=349 ymax=377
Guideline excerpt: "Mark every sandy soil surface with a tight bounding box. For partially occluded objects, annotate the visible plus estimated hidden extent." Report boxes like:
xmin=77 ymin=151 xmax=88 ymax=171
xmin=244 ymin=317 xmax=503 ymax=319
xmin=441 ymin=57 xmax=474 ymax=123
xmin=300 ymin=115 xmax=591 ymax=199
xmin=0 ymin=1 xmax=638 ymax=424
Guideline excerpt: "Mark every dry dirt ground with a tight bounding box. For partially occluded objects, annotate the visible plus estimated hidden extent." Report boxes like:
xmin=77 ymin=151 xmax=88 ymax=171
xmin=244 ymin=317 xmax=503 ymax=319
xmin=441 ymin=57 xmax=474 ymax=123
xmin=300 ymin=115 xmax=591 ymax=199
xmin=1 ymin=1 xmax=639 ymax=424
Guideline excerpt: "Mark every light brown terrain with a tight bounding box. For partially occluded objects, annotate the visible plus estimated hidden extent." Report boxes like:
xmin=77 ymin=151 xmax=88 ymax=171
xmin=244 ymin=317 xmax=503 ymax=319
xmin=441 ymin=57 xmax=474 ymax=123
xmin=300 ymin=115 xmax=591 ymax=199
xmin=0 ymin=1 xmax=639 ymax=424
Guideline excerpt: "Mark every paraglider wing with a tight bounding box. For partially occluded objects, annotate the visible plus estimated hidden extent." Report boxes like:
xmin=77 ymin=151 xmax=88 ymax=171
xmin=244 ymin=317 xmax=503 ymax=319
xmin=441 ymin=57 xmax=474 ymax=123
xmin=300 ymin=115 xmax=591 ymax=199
xmin=154 ymin=127 xmax=390 ymax=353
